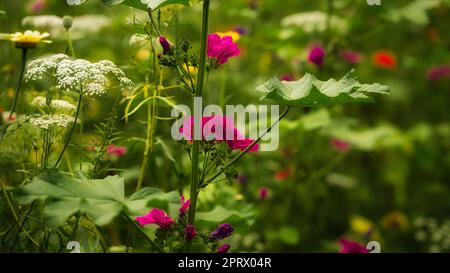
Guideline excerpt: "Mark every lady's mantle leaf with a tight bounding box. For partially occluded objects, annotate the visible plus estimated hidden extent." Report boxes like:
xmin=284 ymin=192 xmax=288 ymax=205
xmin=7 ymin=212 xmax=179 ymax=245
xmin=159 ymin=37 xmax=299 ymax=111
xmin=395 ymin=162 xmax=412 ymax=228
xmin=256 ymin=70 xmax=390 ymax=107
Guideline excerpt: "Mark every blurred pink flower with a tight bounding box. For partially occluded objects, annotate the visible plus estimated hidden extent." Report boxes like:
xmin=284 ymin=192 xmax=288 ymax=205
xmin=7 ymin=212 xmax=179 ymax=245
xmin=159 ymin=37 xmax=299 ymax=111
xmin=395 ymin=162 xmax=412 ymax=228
xmin=207 ymin=34 xmax=240 ymax=65
xmin=308 ymin=46 xmax=326 ymax=67
xmin=330 ymin=138 xmax=351 ymax=152
xmin=427 ymin=65 xmax=450 ymax=81
xmin=30 ymin=0 xmax=46 ymax=13
xmin=107 ymin=144 xmax=127 ymax=157
xmin=259 ymin=187 xmax=269 ymax=200
xmin=179 ymin=195 xmax=190 ymax=217
xmin=180 ymin=115 xmax=259 ymax=152
xmin=340 ymin=50 xmax=364 ymax=65
xmin=217 ymin=243 xmax=231 ymax=253
xmin=339 ymin=238 xmax=368 ymax=253
xmin=280 ymin=74 xmax=295 ymax=81
xmin=135 ymin=208 xmax=174 ymax=229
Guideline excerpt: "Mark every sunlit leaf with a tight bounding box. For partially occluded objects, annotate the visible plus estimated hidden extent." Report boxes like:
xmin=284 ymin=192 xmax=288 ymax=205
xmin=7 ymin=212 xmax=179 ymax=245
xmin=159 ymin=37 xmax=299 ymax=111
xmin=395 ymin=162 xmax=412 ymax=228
xmin=256 ymin=70 xmax=390 ymax=107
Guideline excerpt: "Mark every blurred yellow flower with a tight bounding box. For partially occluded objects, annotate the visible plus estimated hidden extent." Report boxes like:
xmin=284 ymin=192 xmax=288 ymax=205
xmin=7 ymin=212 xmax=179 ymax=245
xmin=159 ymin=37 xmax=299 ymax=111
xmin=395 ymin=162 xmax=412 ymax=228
xmin=135 ymin=48 xmax=150 ymax=61
xmin=216 ymin=31 xmax=241 ymax=42
xmin=1 ymin=30 xmax=51 ymax=49
xmin=351 ymin=216 xmax=373 ymax=235
xmin=182 ymin=64 xmax=198 ymax=76
xmin=7 ymin=88 xmax=14 ymax=99
xmin=381 ymin=211 xmax=409 ymax=230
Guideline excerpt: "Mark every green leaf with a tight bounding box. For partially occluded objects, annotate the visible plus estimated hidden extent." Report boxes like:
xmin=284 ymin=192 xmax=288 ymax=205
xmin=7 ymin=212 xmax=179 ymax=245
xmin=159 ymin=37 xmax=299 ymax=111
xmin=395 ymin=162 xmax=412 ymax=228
xmin=255 ymin=70 xmax=390 ymax=107
xmin=101 ymin=0 xmax=190 ymax=10
xmin=18 ymin=170 xmax=179 ymax=227
xmin=195 ymin=205 xmax=254 ymax=234
xmin=141 ymin=0 xmax=190 ymax=10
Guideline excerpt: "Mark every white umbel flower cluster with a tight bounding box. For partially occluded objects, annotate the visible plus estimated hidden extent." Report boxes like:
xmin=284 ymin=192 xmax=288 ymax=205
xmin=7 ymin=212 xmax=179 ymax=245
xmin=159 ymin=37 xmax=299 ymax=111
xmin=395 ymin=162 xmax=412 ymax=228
xmin=25 ymin=54 xmax=133 ymax=96
xmin=29 ymin=114 xmax=75 ymax=130
xmin=31 ymin=96 xmax=76 ymax=111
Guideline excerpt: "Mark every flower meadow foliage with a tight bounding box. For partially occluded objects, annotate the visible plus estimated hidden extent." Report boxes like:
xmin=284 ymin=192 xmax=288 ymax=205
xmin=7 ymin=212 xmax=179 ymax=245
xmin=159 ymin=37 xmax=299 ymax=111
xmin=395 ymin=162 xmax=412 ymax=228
xmin=0 ymin=0 xmax=448 ymax=254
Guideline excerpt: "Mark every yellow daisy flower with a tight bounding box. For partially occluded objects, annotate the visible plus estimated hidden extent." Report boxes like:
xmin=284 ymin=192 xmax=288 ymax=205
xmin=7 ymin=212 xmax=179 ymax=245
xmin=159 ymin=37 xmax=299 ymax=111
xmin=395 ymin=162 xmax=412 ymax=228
xmin=1 ymin=30 xmax=51 ymax=49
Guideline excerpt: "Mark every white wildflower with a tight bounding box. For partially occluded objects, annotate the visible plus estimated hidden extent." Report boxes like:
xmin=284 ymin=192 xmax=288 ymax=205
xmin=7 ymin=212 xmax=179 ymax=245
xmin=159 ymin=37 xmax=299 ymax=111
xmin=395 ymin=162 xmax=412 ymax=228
xmin=31 ymin=96 xmax=76 ymax=111
xmin=25 ymin=54 xmax=133 ymax=97
xmin=281 ymin=11 xmax=347 ymax=35
xmin=29 ymin=114 xmax=75 ymax=129
xmin=22 ymin=15 xmax=110 ymax=40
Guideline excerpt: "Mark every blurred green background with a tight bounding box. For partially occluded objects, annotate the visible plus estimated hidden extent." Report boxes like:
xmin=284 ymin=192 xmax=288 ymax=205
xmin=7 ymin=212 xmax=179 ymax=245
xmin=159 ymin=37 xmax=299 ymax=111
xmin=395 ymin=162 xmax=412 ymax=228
xmin=1 ymin=0 xmax=450 ymax=252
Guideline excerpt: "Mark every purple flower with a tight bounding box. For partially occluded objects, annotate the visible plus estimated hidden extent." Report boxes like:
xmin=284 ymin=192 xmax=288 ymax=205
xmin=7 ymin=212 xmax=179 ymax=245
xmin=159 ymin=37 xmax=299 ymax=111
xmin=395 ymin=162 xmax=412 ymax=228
xmin=217 ymin=243 xmax=231 ymax=253
xmin=236 ymin=173 xmax=247 ymax=184
xmin=308 ymin=46 xmax=326 ymax=67
xmin=207 ymin=34 xmax=241 ymax=65
xmin=233 ymin=26 xmax=248 ymax=35
xmin=159 ymin=36 xmax=172 ymax=55
xmin=427 ymin=65 xmax=450 ymax=81
xmin=185 ymin=224 xmax=198 ymax=241
xmin=210 ymin=223 xmax=234 ymax=240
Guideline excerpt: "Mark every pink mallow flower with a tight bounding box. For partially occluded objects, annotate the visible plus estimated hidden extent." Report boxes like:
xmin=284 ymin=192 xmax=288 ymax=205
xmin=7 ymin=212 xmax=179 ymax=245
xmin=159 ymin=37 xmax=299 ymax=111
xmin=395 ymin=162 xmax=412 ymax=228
xmin=179 ymin=115 xmax=259 ymax=153
xmin=135 ymin=208 xmax=174 ymax=230
xmin=427 ymin=65 xmax=450 ymax=81
xmin=339 ymin=238 xmax=369 ymax=253
xmin=207 ymin=34 xmax=240 ymax=65
xmin=179 ymin=195 xmax=190 ymax=217
xmin=107 ymin=144 xmax=127 ymax=157
xmin=308 ymin=46 xmax=326 ymax=67
xmin=259 ymin=187 xmax=269 ymax=200
xmin=217 ymin=243 xmax=231 ymax=253
xmin=330 ymin=138 xmax=351 ymax=153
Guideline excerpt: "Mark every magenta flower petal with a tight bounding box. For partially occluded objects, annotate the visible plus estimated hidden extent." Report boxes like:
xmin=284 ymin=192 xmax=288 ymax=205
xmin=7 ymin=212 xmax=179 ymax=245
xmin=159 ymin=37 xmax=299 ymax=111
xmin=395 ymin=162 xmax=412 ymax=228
xmin=135 ymin=208 xmax=174 ymax=230
xmin=217 ymin=243 xmax=231 ymax=253
xmin=339 ymin=238 xmax=369 ymax=253
xmin=179 ymin=195 xmax=190 ymax=217
xmin=207 ymin=34 xmax=240 ymax=65
xmin=308 ymin=46 xmax=326 ymax=67
xmin=185 ymin=224 xmax=198 ymax=241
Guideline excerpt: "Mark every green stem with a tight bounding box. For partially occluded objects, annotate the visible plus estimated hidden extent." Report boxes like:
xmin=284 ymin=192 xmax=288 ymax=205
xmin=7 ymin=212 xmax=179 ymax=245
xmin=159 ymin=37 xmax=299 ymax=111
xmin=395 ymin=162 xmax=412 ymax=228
xmin=1 ymin=48 xmax=27 ymax=141
xmin=122 ymin=213 xmax=164 ymax=253
xmin=204 ymin=106 xmax=291 ymax=185
xmin=65 ymin=29 xmax=75 ymax=58
xmin=184 ymin=0 xmax=210 ymax=253
xmin=8 ymin=48 xmax=27 ymax=121
xmin=54 ymin=92 xmax=82 ymax=168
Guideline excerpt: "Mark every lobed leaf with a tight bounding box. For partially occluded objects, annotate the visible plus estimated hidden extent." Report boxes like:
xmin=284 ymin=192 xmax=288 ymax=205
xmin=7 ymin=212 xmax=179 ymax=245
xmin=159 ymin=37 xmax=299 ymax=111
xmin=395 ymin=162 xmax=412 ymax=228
xmin=255 ymin=70 xmax=390 ymax=107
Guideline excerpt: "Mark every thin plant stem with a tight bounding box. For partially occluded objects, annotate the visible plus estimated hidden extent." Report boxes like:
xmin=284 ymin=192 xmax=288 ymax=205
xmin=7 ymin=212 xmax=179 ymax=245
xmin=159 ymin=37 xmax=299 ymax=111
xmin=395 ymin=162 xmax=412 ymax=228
xmin=54 ymin=92 xmax=83 ymax=168
xmin=184 ymin=0 xmax=210 ymax=253
xmin=122 ymin=213 xmax=164 ymax=253
xmin=1 ymin=48 xmax=27 ymax=141
xmin=204 ymin=106 xmax=291 ymax=185
xmin=65 ymin=29 xmax=75 ymax=58
xmin=8 ymin=48 xmax=27 ymax=122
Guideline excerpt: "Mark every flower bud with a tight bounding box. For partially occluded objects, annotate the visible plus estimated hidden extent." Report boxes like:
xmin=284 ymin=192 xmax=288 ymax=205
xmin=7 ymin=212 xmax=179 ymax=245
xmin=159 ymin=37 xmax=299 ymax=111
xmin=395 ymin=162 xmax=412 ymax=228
xmin=63 ymin=15 xmax=73 ymax=30
xmin=159 ymin=36 xmax=172 ymax=55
